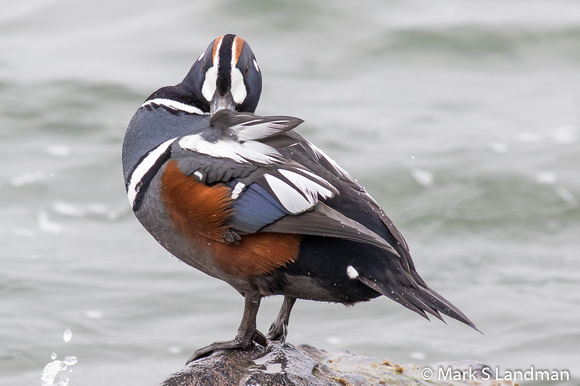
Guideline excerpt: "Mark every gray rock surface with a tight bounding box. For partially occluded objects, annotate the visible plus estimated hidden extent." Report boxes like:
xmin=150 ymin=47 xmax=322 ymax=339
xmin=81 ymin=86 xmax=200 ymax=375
xmin=161 ymin=342 xmax=506 ymax=385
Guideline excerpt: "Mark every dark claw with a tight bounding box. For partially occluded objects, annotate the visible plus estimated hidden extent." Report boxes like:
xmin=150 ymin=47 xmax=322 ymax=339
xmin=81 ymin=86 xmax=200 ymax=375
xmin=266 ymin=296 xmax=296 ymax=342
xmin=253 ymin=329 xmax=268 ymax=347
xmin=186 ymin=339 xmax=245 ymax=364
xmin=267 ymin=322 xmax=287 ymax=341
xmin=186 ymin=329 xmax=268 ymax=365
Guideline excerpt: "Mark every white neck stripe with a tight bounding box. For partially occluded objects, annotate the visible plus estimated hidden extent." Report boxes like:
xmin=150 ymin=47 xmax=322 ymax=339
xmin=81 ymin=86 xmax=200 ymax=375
xmin=141 ymin=98 xmax=206 ymax=115
xmin=127 ymin=137 xmax=177 ymax=208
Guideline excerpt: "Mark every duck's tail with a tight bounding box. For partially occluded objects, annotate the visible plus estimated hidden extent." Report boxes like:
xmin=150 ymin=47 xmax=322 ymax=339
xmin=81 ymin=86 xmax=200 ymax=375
xmin=358 ymin=275 xmax=481 ymax=333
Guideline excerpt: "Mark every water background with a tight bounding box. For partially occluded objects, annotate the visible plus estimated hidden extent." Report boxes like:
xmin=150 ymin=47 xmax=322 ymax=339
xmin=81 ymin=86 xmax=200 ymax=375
xmin=2 ymin=1 xmax=579 ymax=384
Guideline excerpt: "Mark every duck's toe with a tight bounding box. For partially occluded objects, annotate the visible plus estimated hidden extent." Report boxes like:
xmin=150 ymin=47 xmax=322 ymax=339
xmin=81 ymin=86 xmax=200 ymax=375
xmin=186 ymin=329 xmax=268 ymax=364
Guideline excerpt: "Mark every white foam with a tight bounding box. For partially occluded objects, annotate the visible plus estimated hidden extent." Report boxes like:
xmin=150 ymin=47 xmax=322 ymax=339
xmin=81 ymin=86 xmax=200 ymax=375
xmin=63 ymin=328 xmax=72 ymax=342
xmin=516 ymin=132 xmax=543 ymax=143
xmin=410 ymin=168 xmax=434 ymax=187
xmin=557 ymin=188 xmax=578 ymax=206
xmin=326 ymin=336 xmax=342 ymax=345
xmin=46 ymin=144 xmax=72 ymax=157
xmin=536 ymin=172 xmax=557 ymax=185
xmin=410 ymin=351 xmax=426 ymax=360
xmin=489 ymin=142 xmax=508 ymax=153
xmin=551 ymin=125 xmax=577 ymax=144
xmin=38 ymin=211 xmax=63 ymax=234
xmin=10 ymin=171 xmax=48 ymax=187
xmin=84 ymin=310 xmax=103 ymax=319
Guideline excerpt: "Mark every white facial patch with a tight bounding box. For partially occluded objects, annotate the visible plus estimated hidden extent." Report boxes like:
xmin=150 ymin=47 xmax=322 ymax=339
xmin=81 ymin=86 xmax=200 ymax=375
xmin=230 ymin=38 xmax=247 ymax=104
xmin=253 ymin=59 xmax=260 ymax=72
xmin=201 ymin=65 xmax=218 ymax=103
xmin=346 ymin=265 xmax=359 ymax=279
xmin=201 ymin=38 xmax=222 ymax=102
xmin=230 ymin=66 xmax=247 ymax=104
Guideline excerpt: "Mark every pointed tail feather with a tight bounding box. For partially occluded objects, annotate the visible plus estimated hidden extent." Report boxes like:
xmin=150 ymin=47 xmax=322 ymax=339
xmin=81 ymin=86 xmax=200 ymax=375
xmin=420 ymin=286 xmax=481 ymax=333
xmin=359 ymin=275 xmax=480 ymax=332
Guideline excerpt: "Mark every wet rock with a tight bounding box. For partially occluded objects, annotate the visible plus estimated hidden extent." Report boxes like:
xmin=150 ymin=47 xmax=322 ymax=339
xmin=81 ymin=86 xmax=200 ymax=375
xmin=160 ymin=341 xmax=501 ymax=385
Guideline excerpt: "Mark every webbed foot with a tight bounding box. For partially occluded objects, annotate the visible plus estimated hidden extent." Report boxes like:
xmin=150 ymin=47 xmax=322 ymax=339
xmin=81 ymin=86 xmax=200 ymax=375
xmin=186 ymin=329 xmax=267 ymax=364
xmin=186 ymin=292 xmax=267 ymax=364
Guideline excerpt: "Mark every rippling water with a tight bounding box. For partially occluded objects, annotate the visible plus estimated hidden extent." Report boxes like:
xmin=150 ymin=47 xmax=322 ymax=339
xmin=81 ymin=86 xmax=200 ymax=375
xmin=2 ymin=1 xmax=579 ymax=385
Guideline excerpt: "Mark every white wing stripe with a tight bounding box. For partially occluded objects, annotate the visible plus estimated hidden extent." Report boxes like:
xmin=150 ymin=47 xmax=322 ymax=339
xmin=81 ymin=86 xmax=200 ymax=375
xmin=264 ymin=169 xmax=336 ymax=214
xmin=264 ymin=174 xmax=313 ymax=214
xmin=278 ymin=169 xmax=334 ymax=200
xmin=292 ymin=167 xmax=335 ymax=187
xmin=141 ymin=98 xmax=206 ymax=115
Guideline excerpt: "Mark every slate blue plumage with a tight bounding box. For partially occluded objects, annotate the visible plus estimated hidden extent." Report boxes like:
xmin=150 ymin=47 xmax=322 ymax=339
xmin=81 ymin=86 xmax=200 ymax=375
xmin=121 ymin=34 xmax=478 ymax=364
xmin=227 ymin=182 xmax=290 ymax=233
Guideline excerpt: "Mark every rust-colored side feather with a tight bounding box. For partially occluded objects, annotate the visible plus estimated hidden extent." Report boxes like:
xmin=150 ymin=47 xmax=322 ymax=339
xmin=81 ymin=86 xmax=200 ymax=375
xmin=161 ymin=160 xmax=232 ymax=241
xmin=161 ymin=160 xmax=300 ymax=277
xmin=212 ymin=233 xmax=300 ymax=277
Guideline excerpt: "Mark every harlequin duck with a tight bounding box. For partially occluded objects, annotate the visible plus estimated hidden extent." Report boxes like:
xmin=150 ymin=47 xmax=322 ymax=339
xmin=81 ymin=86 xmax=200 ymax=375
xmin=122 ymin=34 xmax=477 ymax=363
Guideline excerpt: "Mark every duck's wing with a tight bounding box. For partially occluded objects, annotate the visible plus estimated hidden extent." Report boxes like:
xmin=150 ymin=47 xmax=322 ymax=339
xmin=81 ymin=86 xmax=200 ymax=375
xmin=269 ymin=130 xmax=410 ymax=255
xmin=169 ymin=110 xmax=402 ymax=256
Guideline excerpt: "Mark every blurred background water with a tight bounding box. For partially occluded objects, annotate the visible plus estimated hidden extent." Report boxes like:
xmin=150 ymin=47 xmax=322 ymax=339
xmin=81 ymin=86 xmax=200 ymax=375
xmin=1 ymin=0 xmax=579 ymax=385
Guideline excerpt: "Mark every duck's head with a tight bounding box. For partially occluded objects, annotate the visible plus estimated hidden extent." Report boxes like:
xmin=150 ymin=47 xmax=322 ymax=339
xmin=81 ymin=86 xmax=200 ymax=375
xmin=181 ymin=34 xmax=262 ymax=115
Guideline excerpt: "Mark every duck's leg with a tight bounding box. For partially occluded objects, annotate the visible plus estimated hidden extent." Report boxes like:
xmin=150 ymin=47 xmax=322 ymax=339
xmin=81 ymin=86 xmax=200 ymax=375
xmin=267 ymin=296 xmax=296 ymax=341
xmin=187 ymin=292 xmax=267 ymax=364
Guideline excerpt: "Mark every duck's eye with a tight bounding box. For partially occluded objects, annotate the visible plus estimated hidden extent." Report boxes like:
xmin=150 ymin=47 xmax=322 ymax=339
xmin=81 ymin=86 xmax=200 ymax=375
xmin=244 ymin=64 xmax=249 ymax=75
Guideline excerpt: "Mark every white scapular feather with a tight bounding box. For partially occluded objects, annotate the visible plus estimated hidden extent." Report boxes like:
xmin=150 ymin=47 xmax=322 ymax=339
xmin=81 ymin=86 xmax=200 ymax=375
xmin=278 ymin=169 xmax=334 ymax=201
xmin=291 ymin=167 xmax=335 ymax=187
xmin=232 ymin=119 xmax=293 ymax=141
xmin=179 ymin=134 xmax=281 ymax=164
xmin=264 ymin=174 xmax=314 ymax=213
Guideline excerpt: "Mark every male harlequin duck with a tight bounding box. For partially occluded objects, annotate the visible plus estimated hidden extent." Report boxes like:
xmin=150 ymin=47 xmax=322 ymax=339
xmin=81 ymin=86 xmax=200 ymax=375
xmin=122 ymin=34 xmax=477 ymax=363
